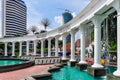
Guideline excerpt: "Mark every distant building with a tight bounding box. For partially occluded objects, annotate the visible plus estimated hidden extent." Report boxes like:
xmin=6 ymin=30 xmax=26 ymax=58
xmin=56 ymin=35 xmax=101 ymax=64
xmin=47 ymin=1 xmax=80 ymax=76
xmin=62 ymin=9 xmax=73 ymax=24
xmin=62 ymin=10 xmax=73 ymax=43
xmin=2 ymin=0 xmax=27 ymax=37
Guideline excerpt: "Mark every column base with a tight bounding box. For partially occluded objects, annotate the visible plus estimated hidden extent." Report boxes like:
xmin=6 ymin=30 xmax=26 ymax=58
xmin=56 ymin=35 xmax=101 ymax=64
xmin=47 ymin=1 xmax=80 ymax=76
xmin=107 ymin=74 xmax=120 ymax=80
xmin=76 ymin=63 xmax=88 ymax=70
xmin=92 ymin=63 xmax=104 ymax=68
xmin=87 ymin=67 xmax=106 ymax=77
xmin=67 ymin=61 xmax=77 ymax=66
xmin=61 ymin=58 xmax=69 ymax=65
xmin=113 ymin=70 xmax=120 ymax=77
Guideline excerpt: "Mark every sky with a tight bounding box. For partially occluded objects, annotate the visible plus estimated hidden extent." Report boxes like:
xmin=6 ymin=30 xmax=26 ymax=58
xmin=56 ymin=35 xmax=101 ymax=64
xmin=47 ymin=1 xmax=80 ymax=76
xmin=0 ymin=0 xmax=91 ymax=37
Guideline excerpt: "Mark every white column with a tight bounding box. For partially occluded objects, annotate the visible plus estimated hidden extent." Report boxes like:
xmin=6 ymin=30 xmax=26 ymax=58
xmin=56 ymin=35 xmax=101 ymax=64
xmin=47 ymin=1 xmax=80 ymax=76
xmin=113 ymin=8 xmax=120 ymax=76
xmin=92 ymin=15 xmax=103 ymax=68
xmin=41 ymin=39 xmax=44 ymax=57
xmin=79 ymin=26 xmax=87 ymax=63
xmin=26 ymin=41 xmax=29 ymax=56
xmin=70 ymin=30 xmax=76 ymax=61
xmin=62 ymin=34 xmax=67 ymax=60
xmin=4 ymin=42 xmax=8 ymax=56
xmin=55 ymin=36 xmax=59 ymax=57
xmin=12 ymin=42 xmax=15 ymax=56
xmin=19 ymin=41 xmax=22 ymax=56
xmin=34 ymin=40 xmax=37 ymax=55
xmin=48 ymin=38 xmax=51 ymax=57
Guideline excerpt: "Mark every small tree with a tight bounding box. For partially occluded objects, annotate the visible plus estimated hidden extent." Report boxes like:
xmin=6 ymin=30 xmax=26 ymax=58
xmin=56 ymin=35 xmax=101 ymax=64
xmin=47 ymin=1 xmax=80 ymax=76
xmin=41 ymin=18 xmax=50 ymax=30
xmin=30 ymin=26 xmax=37 ymax=34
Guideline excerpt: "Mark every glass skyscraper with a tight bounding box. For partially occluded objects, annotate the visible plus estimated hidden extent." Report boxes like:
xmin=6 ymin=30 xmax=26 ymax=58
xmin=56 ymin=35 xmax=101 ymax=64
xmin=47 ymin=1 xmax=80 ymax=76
xmin=2 ymin=0 xmax=27 ymax=37
xmin=62 ymin=10 xmax=73 ymax=43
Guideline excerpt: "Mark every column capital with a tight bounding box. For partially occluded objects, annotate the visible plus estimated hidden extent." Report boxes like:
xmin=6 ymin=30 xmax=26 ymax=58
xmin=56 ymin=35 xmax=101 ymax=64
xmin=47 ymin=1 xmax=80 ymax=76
xmin=26 ymin=40 xmax=30 ymax=42
xmin=70 ymin=29 xmax=77 ymax=35
xmin=33 ymin=40 xmax=38 ymax=43
xmin=55 ymin=35 xmax=60 ymax=39
xmin=40 ymin=39 xmax=45 ymax=42
xmin=33 ymin=39 xmax=38 ymax=41
xmin=12 ymin=41 xmax=16 ymax=43
xmin=92 ymin=14 xmax=107 ymax=27
xmin=62 ymin=33 xmax=68 ymax=39
xmin=19 ymin=41 xmax=23 ymax=43
xmin=48 ymin=38 xmax=52 ymax=42
xmin=80 ymin=24 xmax=86 ymax=31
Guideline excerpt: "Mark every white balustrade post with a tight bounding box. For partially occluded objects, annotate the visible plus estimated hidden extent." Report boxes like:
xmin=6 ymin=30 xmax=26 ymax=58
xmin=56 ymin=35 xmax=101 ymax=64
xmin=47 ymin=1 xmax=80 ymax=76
xmin=79 ymin=26 xmax=87 ymax=63
xmin=41 ymin=39 xmax=44 ymax=57
xmin=12 ymin=42 xmax=15 ymax=56
xmin=48 ymin=38 xmax=52 ymax=57
xmin=19 ymin=41 xmax=22 ymax=56
xmin=26 ymin=41 xmax=29 ymax=56
xmin=91 ymin=15 xmax=104 ymax=68
xmin=34 ymin=40 xmax=37 ymax=55
xmin=4 ymin=42 xmax=8 ymax=56
xmin=70 ymin=30 xmax=76 ymax=61
xmin=62 ymin=34 xmax=67 ymax=60
xmin=55 ymin=36 xmax=59 ymax=57
xmin=113 ymin=5 xmax=120 ymax=76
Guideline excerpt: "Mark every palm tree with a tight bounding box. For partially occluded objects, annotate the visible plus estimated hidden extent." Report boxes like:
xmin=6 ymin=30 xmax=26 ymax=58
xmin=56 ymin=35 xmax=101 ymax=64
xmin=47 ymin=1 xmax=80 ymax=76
xmin=41 ymin=18 xmax=50 ymax=30
xmin=30 ymin=26 xmax=37 ymax=34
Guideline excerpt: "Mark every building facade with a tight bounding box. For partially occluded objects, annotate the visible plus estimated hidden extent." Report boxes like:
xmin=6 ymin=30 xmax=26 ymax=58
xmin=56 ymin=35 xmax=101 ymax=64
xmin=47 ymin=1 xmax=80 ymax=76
xmin=2 ymin=0 xmax=27 ymax=37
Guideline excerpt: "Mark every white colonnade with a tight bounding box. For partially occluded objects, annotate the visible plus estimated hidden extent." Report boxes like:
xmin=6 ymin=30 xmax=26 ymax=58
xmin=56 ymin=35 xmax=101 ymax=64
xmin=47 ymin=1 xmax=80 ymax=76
xmin=2 ymin=0 xmax=120 ymax=78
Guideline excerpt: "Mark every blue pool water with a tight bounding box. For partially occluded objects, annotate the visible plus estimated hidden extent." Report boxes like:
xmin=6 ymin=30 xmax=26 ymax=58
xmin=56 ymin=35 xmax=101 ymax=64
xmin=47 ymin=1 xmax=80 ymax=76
xmin=107 ymin=66 xmax=117 ymax=74
xmin=0 ymin=60 xmax=27 ymax=66
xmin=36 ymin=66 xmax=117 ymax=80
xmin=50 ymin=66 xmax=106 ymax=80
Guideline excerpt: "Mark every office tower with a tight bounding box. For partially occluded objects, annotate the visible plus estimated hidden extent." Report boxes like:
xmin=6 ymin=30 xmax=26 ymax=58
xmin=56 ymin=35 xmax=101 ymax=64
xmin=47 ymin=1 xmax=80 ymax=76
xmin=2 ymin=0 xmax=27 ymax=37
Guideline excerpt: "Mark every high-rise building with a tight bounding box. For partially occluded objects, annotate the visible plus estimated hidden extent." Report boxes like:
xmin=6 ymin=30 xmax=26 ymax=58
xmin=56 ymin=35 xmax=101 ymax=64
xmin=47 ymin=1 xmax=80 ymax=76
xmin=62 ymin=10 xmax=73 ymax=24
xmin=2 ymin=0 xmax=27 ymax=37
xmin=62 ymin=10 xmax=73 ymax=43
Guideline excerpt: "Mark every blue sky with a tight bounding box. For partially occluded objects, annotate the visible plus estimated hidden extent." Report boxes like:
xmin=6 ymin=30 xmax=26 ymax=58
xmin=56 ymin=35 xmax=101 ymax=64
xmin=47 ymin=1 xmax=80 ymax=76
xmin=22 ymin=0 xmax=91 ymax=31
xmin=0 ymin=0 xmax=91 ymax=37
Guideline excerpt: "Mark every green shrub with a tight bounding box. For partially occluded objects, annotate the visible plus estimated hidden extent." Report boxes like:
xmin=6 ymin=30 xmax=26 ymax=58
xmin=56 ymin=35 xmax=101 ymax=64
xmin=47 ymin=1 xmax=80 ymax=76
xmin=109 ymin=41 xmax=117 ymax=50
xmin=44 ymin=48 xmax=48 ymax=52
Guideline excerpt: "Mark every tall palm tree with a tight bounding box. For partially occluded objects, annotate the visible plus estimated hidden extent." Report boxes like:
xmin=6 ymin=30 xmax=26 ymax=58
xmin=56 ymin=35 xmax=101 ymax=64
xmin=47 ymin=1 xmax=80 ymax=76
xmin=30 ymin=26 xmax=37 ymax=34
xmin=41 ymin=18 xmax=50 ymax=30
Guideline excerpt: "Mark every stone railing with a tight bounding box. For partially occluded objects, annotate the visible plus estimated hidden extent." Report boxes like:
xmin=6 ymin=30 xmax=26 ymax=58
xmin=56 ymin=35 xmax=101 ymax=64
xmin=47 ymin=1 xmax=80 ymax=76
xmin=19 ymin=56 xmax=41 ymax=60
xmin=35 ymin=57 xmax=61 ymax=65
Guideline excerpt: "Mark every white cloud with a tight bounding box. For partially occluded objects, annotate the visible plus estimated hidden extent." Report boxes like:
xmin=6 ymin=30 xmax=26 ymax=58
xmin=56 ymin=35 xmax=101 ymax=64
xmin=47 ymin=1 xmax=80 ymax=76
xmin=54 ymin=16 xmax=63 ymax=25
xmin=72 ymin=12 xmax=76 ymax=17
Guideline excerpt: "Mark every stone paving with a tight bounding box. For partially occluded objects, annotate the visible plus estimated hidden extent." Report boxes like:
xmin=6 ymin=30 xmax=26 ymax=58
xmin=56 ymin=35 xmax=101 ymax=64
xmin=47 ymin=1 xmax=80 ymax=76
xmin=0 ymin=65 xmax=53 ymax=80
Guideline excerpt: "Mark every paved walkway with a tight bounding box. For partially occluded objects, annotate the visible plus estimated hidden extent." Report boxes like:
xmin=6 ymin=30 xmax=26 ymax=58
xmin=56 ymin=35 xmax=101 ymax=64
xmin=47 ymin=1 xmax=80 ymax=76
xmin=0 ymin=65 xmax=53 ymax=80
